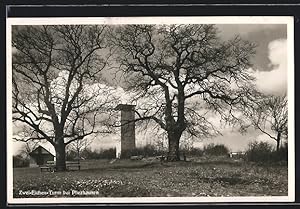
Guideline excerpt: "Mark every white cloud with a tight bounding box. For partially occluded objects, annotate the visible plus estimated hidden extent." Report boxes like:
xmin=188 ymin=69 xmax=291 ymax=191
xmin=115 ymin=86 xmax=135 ymax=105
xmin=252 ymin=39 xmax=287 ymax=95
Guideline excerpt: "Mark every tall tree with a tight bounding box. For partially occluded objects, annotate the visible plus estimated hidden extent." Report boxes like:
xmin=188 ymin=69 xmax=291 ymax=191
xmin=112 ymin=25 xmax=257 ymax=161
xmin=247 ymin=94 xmax=288 ymax=151
xmin=12 ymin=25 xmax=116 ymax=171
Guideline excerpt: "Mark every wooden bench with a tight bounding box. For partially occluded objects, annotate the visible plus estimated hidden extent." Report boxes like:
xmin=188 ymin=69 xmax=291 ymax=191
xmin=229 ymin=152 xmax=245 ymax=159
xmin=66 ymin=161 xmax=80 ymax=171
xmin=40 ymin=160 xmax=80 ymax=172
xmin=40 ymin=161 xmax=56 ymax=172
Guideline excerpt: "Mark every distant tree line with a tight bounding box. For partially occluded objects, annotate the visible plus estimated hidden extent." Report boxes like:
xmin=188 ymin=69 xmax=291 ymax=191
xmin=66 ymin=147 xmax=116 ymax=160
xmin=13 ymin=140 xmax=287 ymax=168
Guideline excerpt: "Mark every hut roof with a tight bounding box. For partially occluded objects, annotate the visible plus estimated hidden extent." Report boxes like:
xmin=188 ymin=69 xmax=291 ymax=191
xmin=115 ymin=104 xmax=136 ymax=111
xmin=30 ymin=145 xmax=55 ymax=157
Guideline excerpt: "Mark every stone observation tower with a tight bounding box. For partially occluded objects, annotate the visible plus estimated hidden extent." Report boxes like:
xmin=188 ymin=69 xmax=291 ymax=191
xmin=115 ymin=104 xmax=136 ymax=158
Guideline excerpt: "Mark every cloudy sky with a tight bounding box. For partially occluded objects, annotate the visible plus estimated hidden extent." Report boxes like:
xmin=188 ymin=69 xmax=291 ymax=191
xmin=12 ymin=24 xmax=289 ymax=154
xmin=217 ymin=24 xmax=287 ymax=95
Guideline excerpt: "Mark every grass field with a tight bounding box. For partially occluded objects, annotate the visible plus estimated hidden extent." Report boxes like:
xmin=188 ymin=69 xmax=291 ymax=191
xmin=13 ymin=158 xmax=288 ymax=198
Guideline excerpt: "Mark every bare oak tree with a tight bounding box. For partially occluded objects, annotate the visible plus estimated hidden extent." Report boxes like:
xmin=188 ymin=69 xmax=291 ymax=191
xmin=12 ymin=25 xmax=116 ymax=171
xmin=248 ymin=94 xmax=288 ymax=151
xmin=112 ymin=25 xmax=257 ymax=161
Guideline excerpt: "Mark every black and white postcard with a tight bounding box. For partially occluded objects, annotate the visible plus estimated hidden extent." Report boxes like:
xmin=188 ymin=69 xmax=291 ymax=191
xmin=6 ymin=16 xmax=295 ymax=204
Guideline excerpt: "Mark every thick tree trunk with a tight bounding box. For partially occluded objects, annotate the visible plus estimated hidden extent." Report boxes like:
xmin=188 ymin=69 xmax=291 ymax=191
xmin=167 ymin=132 xmax=181 ymax=161
xmin=55 ymin=141 xmax=66 ymax=171
xmin=276 ymin=132 xmax=281 ymax=152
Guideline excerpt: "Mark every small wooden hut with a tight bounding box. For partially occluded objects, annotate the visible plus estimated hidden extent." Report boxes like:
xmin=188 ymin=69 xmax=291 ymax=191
xmin=29 ymin=145 xmax=55 ymax=167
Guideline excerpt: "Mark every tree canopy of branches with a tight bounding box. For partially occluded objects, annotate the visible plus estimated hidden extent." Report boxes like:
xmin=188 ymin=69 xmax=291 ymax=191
xmin=247 ymin=94 xmax=288 ymax=151
xmin=112 ymin=24 xmax=257 ymax=161
xmin=12 ymin=25 xmax=116 ymax=170
xmin=66 ymin=137 xmax=92 ymax=160
xmin=19 ymin=141 xmax=39 ymax=159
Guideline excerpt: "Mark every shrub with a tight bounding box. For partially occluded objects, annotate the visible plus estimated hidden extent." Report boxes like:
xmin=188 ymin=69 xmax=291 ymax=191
xmin=245 ymin=141 xmax=273 ymax=163
xmin=66 ymin=150 xmax=78 ymax=160
xmin=203 ymin=143 xmax=229 ymax=156
xmin=13 ymin=155 xmax=29 ymax=168
xmin=81 ymin=148 xmax=116 ymax=159
xmin=181 ymin=147 xmax=204 ymax=157
xmin=121 ymin=144 xmax=164 ymax=158
xmin=100 ymin=148 xmax=117 ymax=159
xmin=272 ymin=142 xmax=288 ymax=162
xmin=245 ymin=141 xmax=288 ymax=163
